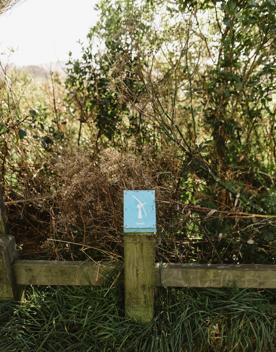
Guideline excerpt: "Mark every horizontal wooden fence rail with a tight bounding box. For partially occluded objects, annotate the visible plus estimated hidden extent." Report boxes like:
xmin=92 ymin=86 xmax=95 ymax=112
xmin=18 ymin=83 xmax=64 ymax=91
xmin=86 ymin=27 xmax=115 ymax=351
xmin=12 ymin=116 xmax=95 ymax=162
xmin=159 ymin=263 xmax=276 ymax=289
xmin=13 ymin=260 xmax=117 ymax=286
xmin=2 ymin=233 xmax=276 ymax=322
xmin=13 ymin=260 xmax=276 ymax=288
xmin=2 ymin=203 xmax=275 ymax=323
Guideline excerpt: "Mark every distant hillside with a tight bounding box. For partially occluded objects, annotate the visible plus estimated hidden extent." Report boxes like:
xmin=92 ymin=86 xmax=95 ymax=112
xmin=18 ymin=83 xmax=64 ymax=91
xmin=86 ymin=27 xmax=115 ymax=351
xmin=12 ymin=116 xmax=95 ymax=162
xmin=20 ymin=65 xmax=49 ymax=80
xmin=19 ymin=61 xmax=66 ymax=81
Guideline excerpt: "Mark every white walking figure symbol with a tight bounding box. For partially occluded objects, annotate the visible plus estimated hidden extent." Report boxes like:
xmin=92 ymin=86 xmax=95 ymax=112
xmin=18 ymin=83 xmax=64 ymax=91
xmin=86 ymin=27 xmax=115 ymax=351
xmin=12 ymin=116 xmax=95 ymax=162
xmin=132 ymin=195 xmax=147 ymax=223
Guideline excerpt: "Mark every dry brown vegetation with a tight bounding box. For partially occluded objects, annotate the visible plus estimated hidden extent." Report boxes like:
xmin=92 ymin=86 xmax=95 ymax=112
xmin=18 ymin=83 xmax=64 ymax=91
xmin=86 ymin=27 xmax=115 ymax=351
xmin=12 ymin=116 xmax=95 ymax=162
xmin=7 ymin=146 xmax=180 ymax=260
xmin=0 ymin=0 xmax=18 ymax=14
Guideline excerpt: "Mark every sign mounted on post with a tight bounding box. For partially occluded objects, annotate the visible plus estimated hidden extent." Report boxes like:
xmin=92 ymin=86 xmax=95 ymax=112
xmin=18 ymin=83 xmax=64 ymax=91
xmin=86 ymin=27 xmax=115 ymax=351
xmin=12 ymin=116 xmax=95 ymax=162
xmin=124 ymin=190 xmax=156 ymax=233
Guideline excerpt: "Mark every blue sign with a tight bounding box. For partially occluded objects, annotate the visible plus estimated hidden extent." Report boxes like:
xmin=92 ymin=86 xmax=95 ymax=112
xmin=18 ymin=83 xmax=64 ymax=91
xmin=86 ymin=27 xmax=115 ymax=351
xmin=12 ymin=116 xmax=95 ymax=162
xmin=124 ymin=190 xmax=156 ymax=233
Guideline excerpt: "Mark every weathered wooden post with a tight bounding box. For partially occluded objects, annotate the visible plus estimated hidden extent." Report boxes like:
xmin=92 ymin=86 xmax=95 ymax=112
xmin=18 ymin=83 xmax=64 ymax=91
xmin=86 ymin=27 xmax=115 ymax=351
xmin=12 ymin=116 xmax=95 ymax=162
xmin=0 ymin=188 xmax=6 ymax=235
xmin=123 ymin=190 xmax=156 ymax=323
xmin=0 ymin=189 xmax=17 ymax=300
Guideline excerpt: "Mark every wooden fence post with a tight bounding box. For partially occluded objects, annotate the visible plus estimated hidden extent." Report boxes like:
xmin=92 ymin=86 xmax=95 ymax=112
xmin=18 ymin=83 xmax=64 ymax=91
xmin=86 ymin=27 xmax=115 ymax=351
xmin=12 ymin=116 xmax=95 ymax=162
xmin=0 ymin=236 xmax=17 ymax=300
xmin=124 ymin=235 xmax=155 ymax=323
xmin=0 ymin=190 xmax=17 ymax=300
xmin=123 ymin=190 xmax=156 ymax=323
xmin=0 ymin=188 xmax=7 ymax=236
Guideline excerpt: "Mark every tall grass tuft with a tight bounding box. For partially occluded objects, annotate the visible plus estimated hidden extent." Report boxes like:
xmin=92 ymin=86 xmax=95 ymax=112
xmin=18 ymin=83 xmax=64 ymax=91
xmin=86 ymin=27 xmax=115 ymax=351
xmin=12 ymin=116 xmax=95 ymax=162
xmin=0 ymin=286 xmax=275 ymax=352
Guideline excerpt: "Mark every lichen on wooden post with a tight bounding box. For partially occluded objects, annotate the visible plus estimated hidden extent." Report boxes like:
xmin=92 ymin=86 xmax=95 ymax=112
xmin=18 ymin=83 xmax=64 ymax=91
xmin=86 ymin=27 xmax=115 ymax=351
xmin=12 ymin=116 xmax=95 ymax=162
xmin=124 ymin=234 xmax=155 ymax=323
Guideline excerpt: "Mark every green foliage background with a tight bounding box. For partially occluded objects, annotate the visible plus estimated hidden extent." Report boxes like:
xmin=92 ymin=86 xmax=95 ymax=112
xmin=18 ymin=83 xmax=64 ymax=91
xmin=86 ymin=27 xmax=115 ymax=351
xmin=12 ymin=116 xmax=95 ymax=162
xmin=64 ymin=0 xmax=276 ymax=264
xmin=0 ymin=1 xmax=276 ymax=350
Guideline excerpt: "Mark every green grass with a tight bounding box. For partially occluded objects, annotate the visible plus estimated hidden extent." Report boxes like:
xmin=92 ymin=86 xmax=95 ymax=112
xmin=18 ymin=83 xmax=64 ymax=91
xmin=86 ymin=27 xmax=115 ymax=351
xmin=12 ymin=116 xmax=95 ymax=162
xmin=0 ymin=286 xmax=275 ymax=352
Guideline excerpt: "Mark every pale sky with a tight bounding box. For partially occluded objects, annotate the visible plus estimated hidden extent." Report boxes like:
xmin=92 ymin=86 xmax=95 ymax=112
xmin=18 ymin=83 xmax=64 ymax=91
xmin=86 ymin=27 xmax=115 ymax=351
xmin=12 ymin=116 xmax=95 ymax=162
xmin=0 ymin=0 xmax=98 ymax=66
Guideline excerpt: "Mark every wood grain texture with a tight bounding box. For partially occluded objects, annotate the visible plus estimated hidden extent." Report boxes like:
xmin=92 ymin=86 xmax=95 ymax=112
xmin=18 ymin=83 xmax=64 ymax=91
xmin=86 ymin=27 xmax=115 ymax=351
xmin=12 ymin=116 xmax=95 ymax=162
xmin=0 ymin=236 xmax=17 ymax=300
xmin=13 ymin=261 xmax=276 ymax=289
xmin=14 ymin=260 xmax=116 ymax=286
xmin=124 ymin=235 xmax=156 ymax=323
xmin=159 ymin=263 xmax=276 ymax=288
